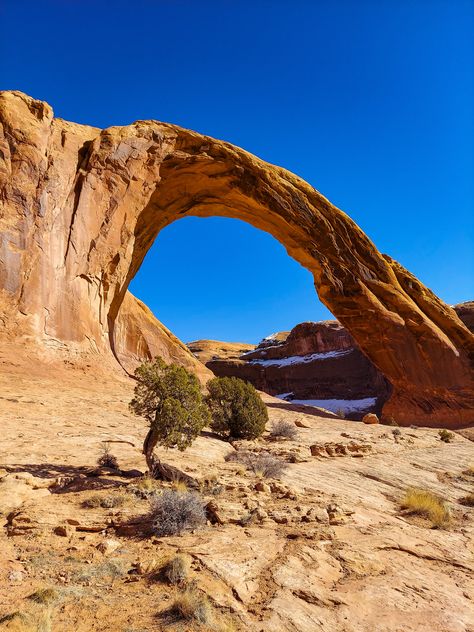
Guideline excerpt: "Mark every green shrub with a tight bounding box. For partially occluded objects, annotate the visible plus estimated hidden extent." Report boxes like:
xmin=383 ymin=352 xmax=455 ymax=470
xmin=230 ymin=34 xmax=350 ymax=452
xmin=438 ymin=429 xmax=455 ymax=443
xmin=97 ymin=443 xmax=119 ymax=469
xmin=206 ymin=377 xmax=268 ymax=439
xmin=129 ymin=357 xmax=210 ymax=473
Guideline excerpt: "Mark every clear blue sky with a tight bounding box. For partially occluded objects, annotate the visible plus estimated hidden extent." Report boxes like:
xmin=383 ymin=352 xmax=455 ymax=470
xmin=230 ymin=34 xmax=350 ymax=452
xmin=2 ymin=1 xmax=473 ymax=344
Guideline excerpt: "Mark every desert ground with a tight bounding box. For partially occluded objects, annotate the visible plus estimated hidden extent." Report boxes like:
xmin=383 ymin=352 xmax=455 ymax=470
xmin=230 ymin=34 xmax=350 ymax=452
xmin=1 ymin=343 xmax=473 ymax=632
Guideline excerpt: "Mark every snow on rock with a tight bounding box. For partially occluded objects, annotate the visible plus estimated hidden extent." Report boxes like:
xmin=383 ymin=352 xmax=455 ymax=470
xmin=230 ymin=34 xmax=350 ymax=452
xmin=276 ymin=395 xmax=377 ymax=414
xmin=248 ymin=349 xmax=352 ymax=367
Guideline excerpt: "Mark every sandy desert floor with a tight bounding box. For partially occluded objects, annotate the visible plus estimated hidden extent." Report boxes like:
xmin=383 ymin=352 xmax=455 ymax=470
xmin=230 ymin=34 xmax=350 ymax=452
xmin=0 ymin=344 xmax=473 ymax=631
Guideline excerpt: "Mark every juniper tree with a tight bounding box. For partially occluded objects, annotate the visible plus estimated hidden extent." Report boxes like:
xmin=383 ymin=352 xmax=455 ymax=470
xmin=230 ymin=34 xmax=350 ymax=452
xmin=129 ymin=357 xmax=210 ymax=474
xmin=206 ymin=376 xmax=268 ymax=440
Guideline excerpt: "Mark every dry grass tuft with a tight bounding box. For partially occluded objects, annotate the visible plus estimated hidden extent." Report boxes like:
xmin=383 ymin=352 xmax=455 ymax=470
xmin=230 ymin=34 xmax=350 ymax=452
xmin=171 ymin=479 xmax=188 ymax=493
xmin=128 ymin=475 xmax=161 ymax=499
xmin=0 ymin=608 xmax=52 ymax=632
xmin=27 ymin=588 xmax=59 ymax=605
xmin=169 ymin=588 xmax=211 ymax=624
xmin=162 ymin=554 xmax=190 ymax=585
xmin=269 ymin=420 xmax=298 ymax=440
xmin=401 ymin=487 xmax=451 ymax=528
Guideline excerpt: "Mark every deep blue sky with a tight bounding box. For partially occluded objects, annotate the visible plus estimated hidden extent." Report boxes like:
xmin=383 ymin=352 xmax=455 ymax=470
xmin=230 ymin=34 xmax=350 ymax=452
xmin=2 ymin=1 xmax=473 ymax=343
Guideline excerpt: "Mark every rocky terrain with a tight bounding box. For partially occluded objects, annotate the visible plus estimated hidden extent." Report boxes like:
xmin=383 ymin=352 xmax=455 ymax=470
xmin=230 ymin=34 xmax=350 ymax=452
xmin=1 ymin=345 xmax=473 ymax=631
xmin=1 ymin=90 xmax=473 ymax=426
xmin=189 ymin=321 xmax=390 ymax=419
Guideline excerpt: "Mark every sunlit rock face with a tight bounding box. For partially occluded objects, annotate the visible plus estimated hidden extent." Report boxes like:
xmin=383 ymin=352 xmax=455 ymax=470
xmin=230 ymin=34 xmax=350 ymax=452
xmin=1 ymin=90 xmax=473 ymax=427
xmin=189 ymin=321 xmax=391 ymax=419
xmin=114 ymin=292 xmax=212 ymax=382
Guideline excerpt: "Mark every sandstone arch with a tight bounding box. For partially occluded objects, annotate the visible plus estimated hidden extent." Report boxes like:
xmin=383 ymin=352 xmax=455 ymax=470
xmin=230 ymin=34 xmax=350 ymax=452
xmin=0 ymin=91 xmax=473 ymax=427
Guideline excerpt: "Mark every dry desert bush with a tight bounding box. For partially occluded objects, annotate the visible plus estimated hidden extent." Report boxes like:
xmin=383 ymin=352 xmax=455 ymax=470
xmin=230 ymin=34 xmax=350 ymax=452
xmin=149 ymin=490 xmax=206 ymax=536
xmin=226 ymin=450 xmax=287 ymax=479
xmin=269 ymin=420 xmax=298 ymax=440
xmin=97 ymin=443 xmax=119 ymax=470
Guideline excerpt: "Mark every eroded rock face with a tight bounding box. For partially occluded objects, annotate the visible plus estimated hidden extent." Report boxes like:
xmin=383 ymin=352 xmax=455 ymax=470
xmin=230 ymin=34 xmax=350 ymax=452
xmin=1 ymin=91 xmax=473 ymax=426
xmin=115 ymin=292 xmax=212 ymax=381
xmin=189 ymin=321 xmax=390 ymax=417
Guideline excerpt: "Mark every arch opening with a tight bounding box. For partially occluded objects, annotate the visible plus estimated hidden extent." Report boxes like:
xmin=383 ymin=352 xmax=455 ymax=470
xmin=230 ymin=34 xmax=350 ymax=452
xmin=120 ymin=216 xmax=390 ymax=419
xmin=88 ymin=122 xmax=473 ymax=427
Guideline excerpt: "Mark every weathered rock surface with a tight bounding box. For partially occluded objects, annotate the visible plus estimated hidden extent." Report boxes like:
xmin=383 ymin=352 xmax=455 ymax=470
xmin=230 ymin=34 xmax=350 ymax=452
xmin=189 ymin=321 xmax=390 ymax=417
xmin=454 ymin=301 xmax=474 ymax=333
xmin=1 ymin=90 xmax=473 ymax=426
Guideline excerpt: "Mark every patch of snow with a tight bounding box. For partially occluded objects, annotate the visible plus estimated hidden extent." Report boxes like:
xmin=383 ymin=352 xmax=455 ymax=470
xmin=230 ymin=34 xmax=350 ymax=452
xmin=248 ymin=349 xmax=351 ymax=367
xmin=263 ymin=332 xmax=279 ymax=341
xmin=276 ymin=396 xmax=377 ymax=414
xmin=240 ymin=348 xmax=263 ymax=357
xmin=275 ymin=392 xmax=294 ymax=400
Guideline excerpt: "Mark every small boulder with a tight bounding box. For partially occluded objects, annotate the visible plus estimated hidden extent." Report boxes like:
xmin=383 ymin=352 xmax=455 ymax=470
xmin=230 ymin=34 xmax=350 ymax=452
xmin=54 ymin=524 xmax=75 ymax=537
xmin=255 ymin=481 xmax=271 ymax=493
xmin=362 ymin=413 xmax=379 ymax=425
xmin=96 ymin=538 xmax=121 ymax=555
xmin=295 ymin=420 xmax=311 ymax=428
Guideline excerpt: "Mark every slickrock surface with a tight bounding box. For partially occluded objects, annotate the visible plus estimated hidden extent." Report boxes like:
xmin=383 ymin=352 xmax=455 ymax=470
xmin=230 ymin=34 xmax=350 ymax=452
xmin=1 ymin=91 xmax=473 ymax=426
xmin=189 ymin=321 xmax=390 ymax=417
xmin=0 ymin=348 xmax=473 ymax=631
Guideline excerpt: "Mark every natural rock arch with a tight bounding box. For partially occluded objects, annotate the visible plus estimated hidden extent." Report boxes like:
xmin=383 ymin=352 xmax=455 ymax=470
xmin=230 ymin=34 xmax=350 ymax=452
xmin=0 ymin=91 xmax=473 ymax=426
